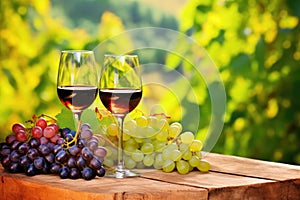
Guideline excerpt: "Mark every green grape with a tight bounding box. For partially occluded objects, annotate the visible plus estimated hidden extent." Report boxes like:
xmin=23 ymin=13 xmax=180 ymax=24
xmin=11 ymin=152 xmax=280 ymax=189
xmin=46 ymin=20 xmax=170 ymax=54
xmin=147 ymin=115 xmax=159 ymax=129
xmin=179 ymin=143 xmax=189 ymax=152
xmin=124 ymin=138 xmax=138 ymax=149
xmin=197 ymin=160 xmax=211 ymax=172
xmin=156 ymin=130 xmax=168 ymax=142
xmin=124 ymin=156 xmax=136 ymax=169
xmin=143 ymin=154 xmax=155 ymax=166
xmin=168 ymin=124 xmax=182 ymax=138
xmin=131 ymin=149 xmax=144 ymax=162
xmin=103 ymin=158 xmax=114 ymax=168
xmin=171 ymin=149 xmax=182 ymax=161
xmin=162 ymin=159 xmax=175 ymax=172
xmin=105 ymin=145 xmax=113 ymax=157
xmin=158 ymin=118 xmax=169 ymax=131
xmin=136 ymin=116 xmax=148 ymax=127
xmin=153 ymin=153 xmax=163 ymax=169
xmin=190 ymin=140 xmax=203 ymax=152
xmin=180 ymin=131 xmax=195 ymax=144
xmin=194 ymin=151 xmax=203 ymax=159
xmin=166 ymin=143 xmax=178 ymax=151
xmin=107 ymin=123 xmax=118 ymax=136
xmin=170 ymin=122 xmax=182 ymax=133
xmin=123 ymin=129 xmax=131 ymax=141
xmin=176 ymin=160 xmax=190 ymax=175
xmin=188 ymin=155 xmax=201 ymax=167
xmin=124 ymin=144 xmax=136 ymax=156
xmin=162 ymin=147 xmax=172 ymax=160
xmin=145 ymin=126 xmax=156 ymax=138
xmin=124 ymin=119 xmax=137 ymax=133
xmin=153 ymin=140 xmax=167 ymax=152
xmin=136 ymin=161 xmax=145 ymax=169
xmin=141 ymin=142 xmax=154 ymax=154
xmin=181 ymin=150 xmax=192 ymax=160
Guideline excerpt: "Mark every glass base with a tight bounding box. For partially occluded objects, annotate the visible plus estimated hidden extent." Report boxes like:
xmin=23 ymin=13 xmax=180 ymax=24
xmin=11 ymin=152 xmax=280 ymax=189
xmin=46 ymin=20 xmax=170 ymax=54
xmin=105 ymin=169 xmax=140 ymax=178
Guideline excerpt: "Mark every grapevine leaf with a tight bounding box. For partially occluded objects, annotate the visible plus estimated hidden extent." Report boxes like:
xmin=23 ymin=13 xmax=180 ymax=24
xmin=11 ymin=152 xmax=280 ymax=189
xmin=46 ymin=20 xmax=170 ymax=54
xmin=55 ymin=107 xmax=75 ymax=130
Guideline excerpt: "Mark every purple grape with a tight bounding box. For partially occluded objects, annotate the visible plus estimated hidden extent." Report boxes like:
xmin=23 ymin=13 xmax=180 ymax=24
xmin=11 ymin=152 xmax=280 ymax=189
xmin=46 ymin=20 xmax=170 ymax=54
xmin=96 ymin=167 xmax=106 ymax=177
xmin=1 ymin=156 xmax=11 ymax=169
xmin=81 ymin=147 xmax=93 ymax=161
xmin=18 ymin=142 xmax=30 ymax=154
xmin=69 ymin=168 xmax=80 ymax=179
xmin=9 ymin=162 xmax=21 ymax=173
xmin=81 ymin=167 xmax=95 ymax=180
xmin=68 ymin=145 xmax=81 ymax=156
xmin=59 ymin=166 xmax=70 ymax=179
xmin=53 ymin=144 xmax=63 ymax=154
xmin=10 ymin=150 xmax=21 ymax=163
xmin=55 ymin=149 xmax=68 ymax=164
xmin=67 ymin=157 xmax=76 ymax=168
xmin=76 ymin=156 xmax=86 ymax=170
xmin=25 ymin=163 xmax=37 ymax=176
xmin=11 ymin=140 xmax=21 ymax=150
xmin=44 ymin=153 xmax=54 ymax=163
xmin=28 ymin=138 xmax=40 ymax=148
xmin=77 ymin=138 xmax=86 ymax=148
xmin=88 ymin=157 xmax=102 ymax=170
xmin=27 ymin=148 xmax=39 ymax=161
xmin=38 ymin=144 xmax=51 ymax=155
xmin=34 ymin=157 xmax=45 ymax=170
xmin=50 ymin=163 xmax=61 ymax=174
xmin=1 ymin=148 xmax=11 ymax=157
xmin=19 ymin=155 xmax=30 ymax=167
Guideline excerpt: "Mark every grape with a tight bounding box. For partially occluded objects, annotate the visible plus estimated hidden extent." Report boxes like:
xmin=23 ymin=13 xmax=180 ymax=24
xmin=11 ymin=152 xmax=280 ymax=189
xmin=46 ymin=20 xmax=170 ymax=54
xmin=180 ymin=132 xmax=195 ymax=144
xmin=147 ymin=116 xmax=159 ymax=129
xmin=68 ymin=145 xmax=81 ymax=156
xmin=35 ymin=117 xmax=47 ymax=130
xmin=34 ymin=157 xmax=45 ymax=170
xmin=67 ymin=157 xmax=77 ymax=168
xmin=153 ymin=153 xmax=163 ymax=169
xmin=189 ymin=140 xmax=203 ymax=152
xmin=96 ymin=167 xmax=106 ymax=177
xmin=11 ymin=140 xmax=21 ymax=150
xmin=188 ymin=155 xmax=201 ymax=167
xmin=106 ymin=123 xmax=118 ymax=136
xmin=15 ymin=130 xmax=28 ymax=142
xmin=152 ymin=140 xmax=166 ymax=152
xmin=176 ymin=160 xmax=190 ymax=175
xmin=49 ymin=134 xmax=60 ymax=144
xmin=156 ymin=130 xmax=168 ymax=142
xmin=9 ymin=162 xmax=21 ymax=173
xmin=81 ymin=147 xmax=93 ymax=161
xmin=88 ymin=157 xmax=102 ymax=170
xmin=124 ymin=156 xmax=136 ymax=169
xmin=50 ymin=163 xmax=61 ymax=174
xmin=76 ymin=156 xmax=86 ymax=170
xmin=6 ymin=134 xmax=16 ymax=145
xmin=48 ymin=123 xmax=59 ymax=133
xmin=43 ymin=126 xmax=56 ymax=138
xmin=39 ymin=137 xmax=49 ymax=144
xmin=19 ymin=155 xmax=30 ymax=167
xmin=94 ymin=147 xmax=107 ymax=159
xmin=27 ymin=148 xmax=39 ymax=161
xmin=143 ymin=154 xmax=154 ymax=166
xmin=38 ymin=144 xmax=51 ymax=155
xmin=80 ymin=129 xmax=93 ymax=140
xmin=12 ymin=123 xmax=26 ymax=134
xmin=197 ymin=160 xmax=210 ymax=172
xmin=136 ymin=116 xmax=148 ymax=127
xmin=1 ymin=156 xmax=11 ymax=169
xmin=87 ymin=140 xmax=98 ymax=151
xmin=32 ymin=126 xmax=43 ymax=139
xmin=69 ymin=168 xmax=80 ymax=179
xmin=1 ymin=148 xmax=11 ymax=157
xmin=44 ymin=153 xmax=54 ymax=163
xmin=60 ymin=128 xmax=71 ymax=138
xmin=18 ymin=142 xmax=30 ymax=154
xmin=131 ymin=149 xmax=144 ymax=162
xmin=55 ymin=149 xmax=69 ymax=164
xmin=28 ymin=138 xmax=40 ymax=148
xmin=81 ymin=167 xmax=96 ymax=180
xmin=141 ymin=142 xmax=154 ymax=154
xmin=25 ymin=163 xmax=37 ymax=176
xmin=10 ymin=150 xmax=21 ymax=162
xmin=168 ymin=124 xmax=181 ymax=139
xmin=170 ymin=149 xmax=182 ymax=162
xmin=181 ymin=150 xmax=192 ymax=161
xmin=162 ymin=159 xmax=175 ymax=172
xmin=124 ymin=119 xmax=137 ymax=133
xmin=59 ymin=166 xmax=70 ymax=179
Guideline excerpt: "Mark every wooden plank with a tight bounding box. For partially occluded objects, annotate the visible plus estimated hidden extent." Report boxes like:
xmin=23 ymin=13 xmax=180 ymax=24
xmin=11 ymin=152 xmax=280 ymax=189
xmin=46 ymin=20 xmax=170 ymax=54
xmin=0 ymin=166 xmax=208 ymax=200
xmin=205 ymin=153 xmax=300 ymax=181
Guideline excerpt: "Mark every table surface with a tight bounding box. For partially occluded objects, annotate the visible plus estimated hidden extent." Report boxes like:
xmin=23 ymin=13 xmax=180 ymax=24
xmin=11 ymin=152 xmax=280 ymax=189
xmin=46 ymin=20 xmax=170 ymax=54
xmin=1 ymin=153 xmax=300 ymax=200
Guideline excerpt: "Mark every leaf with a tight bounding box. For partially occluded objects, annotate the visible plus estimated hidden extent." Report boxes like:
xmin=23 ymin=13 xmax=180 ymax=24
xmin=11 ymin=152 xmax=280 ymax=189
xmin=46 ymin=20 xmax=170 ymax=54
xmin=55 ymin=107 xmax=75 ymax=130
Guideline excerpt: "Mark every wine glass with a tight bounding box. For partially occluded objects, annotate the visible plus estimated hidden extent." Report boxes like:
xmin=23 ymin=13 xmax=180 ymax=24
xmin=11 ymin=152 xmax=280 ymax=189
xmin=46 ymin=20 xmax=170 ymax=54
xmin=99 ymin=54 xmax=143 ymax=178
xmin=57 ymin=50 xmax=98 ymax=138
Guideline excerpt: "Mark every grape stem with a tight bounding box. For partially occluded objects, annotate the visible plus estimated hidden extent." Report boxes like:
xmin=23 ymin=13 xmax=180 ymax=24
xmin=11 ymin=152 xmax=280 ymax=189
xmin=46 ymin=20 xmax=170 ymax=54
xmin=63 ymin=120 xmax=81 ymax=149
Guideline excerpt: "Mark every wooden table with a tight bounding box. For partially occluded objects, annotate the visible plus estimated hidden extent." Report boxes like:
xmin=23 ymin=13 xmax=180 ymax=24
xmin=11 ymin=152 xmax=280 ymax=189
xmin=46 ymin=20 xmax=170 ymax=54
xmin=1 ymin=153 xmax=300 ymax=200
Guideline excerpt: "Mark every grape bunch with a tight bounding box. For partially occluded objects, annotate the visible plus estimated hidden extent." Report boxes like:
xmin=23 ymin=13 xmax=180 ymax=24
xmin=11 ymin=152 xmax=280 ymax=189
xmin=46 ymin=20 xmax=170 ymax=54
xmin=0 ymin=115 xmax=106 ymax=180
xmin=100 ymin=114 xmax=210 ymax=174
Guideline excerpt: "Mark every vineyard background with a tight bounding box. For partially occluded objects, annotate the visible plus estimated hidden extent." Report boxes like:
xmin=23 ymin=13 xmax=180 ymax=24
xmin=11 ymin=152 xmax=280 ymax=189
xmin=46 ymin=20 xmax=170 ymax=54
xmin=0 ymin=0 xmax=299 ymax=165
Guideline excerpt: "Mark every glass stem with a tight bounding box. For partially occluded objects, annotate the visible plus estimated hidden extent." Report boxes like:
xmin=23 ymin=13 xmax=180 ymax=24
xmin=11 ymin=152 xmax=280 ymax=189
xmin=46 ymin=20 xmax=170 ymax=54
xmin=73 ymin=112 xmax=82 ymax=141
xmin=116 ymin=115 xmax=126 ymax=173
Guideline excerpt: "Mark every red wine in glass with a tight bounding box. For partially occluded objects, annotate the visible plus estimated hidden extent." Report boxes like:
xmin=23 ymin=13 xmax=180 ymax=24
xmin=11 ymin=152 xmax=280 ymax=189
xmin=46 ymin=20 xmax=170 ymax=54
xmin=99 ymin=88 xmax=142 ymax=115
xmin=57 ymin=85 xmax=98 ymax=111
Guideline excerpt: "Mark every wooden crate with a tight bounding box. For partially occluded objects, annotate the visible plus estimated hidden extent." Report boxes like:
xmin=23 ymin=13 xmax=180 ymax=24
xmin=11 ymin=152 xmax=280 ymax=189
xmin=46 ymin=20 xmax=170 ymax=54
xmin=1 ymin=153 xmax=300 ymax=200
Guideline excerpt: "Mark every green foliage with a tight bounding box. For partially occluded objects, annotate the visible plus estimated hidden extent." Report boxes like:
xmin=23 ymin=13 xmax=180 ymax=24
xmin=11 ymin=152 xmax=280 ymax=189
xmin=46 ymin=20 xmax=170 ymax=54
xmin=180 ymin=0 xmax=300 ymax=164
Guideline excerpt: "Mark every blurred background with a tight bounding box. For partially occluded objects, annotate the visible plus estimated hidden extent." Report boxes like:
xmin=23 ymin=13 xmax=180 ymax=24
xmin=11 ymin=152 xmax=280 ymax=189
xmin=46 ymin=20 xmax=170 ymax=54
xmin=0 ymin=0 xmax=299 ymax=165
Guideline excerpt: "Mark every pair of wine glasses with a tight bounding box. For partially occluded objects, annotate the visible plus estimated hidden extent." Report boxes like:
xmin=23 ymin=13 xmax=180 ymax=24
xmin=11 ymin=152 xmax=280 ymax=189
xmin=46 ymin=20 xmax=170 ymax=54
xmin=57 ymin=50 xmax=142 ymax=178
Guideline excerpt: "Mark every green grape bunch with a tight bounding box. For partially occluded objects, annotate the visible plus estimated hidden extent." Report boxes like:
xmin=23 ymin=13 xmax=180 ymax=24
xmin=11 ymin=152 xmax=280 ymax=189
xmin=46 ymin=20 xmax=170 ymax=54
xmin=100 ymin=113 xmax=211 ymax=175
